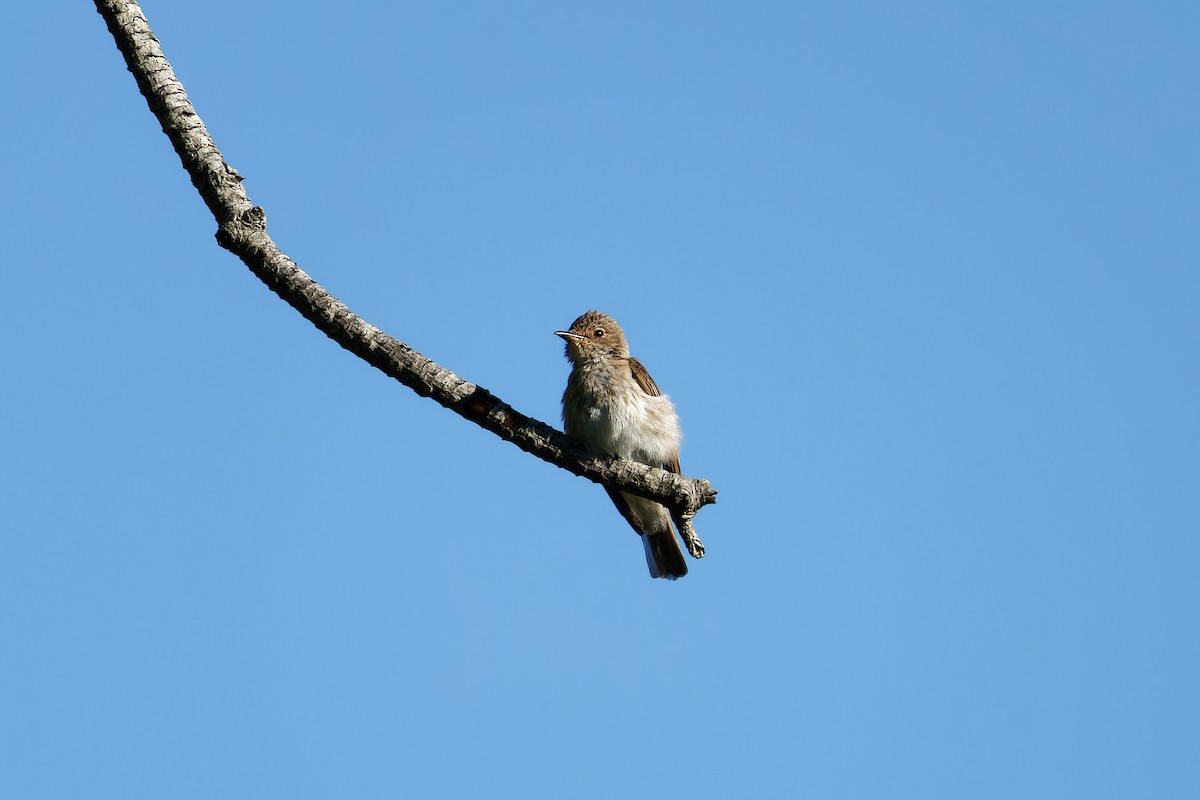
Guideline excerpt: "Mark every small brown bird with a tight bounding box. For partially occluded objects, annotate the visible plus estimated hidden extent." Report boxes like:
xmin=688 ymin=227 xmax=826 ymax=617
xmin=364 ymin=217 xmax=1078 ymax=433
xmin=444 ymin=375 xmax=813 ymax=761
xmin=556 ymin=311 xmax=689 ymax=579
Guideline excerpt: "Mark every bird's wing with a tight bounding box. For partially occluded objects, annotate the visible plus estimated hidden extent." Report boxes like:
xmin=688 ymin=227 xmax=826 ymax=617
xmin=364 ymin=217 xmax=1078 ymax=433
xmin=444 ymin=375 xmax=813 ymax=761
xmin=627 ymin=357 xmax=681 ymax=476
xmin=627 ymin=357 xmax=662 ymax=396
xmin=604 ymin=486 xmax=649 ymax=534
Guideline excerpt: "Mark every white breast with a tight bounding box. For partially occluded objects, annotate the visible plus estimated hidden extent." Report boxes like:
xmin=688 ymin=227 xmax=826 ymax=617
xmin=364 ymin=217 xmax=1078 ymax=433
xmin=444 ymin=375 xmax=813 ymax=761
xmin=567 ymin=359 xmax=681 ymax=466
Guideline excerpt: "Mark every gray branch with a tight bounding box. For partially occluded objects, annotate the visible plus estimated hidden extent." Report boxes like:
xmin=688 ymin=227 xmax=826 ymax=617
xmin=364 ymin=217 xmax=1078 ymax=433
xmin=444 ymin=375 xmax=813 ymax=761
xmin=93 ymin=1 xmax=717 ymax=551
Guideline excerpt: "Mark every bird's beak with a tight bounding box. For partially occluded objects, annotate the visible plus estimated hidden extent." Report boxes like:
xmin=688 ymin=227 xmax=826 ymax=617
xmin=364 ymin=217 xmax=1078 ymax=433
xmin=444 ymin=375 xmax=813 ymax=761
xmin=555 ymin=331 xmax=583 ymax=341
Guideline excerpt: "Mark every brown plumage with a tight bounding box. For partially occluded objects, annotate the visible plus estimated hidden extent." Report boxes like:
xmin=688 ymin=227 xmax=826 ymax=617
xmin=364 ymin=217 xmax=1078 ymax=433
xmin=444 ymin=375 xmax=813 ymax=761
xmin=555 ymin=311 xmax=689 ymax=579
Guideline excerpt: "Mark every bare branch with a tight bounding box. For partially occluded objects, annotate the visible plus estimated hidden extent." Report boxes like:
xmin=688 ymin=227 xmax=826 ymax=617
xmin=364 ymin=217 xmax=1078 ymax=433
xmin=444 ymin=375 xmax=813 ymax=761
xmin=93 ymin=1 xmax=717 ymax=533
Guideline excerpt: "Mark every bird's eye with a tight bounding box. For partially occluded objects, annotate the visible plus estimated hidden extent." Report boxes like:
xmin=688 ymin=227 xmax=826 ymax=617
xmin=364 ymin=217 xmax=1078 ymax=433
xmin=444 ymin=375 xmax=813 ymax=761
xmin=593 ymin=328 xmax=605 ymax=338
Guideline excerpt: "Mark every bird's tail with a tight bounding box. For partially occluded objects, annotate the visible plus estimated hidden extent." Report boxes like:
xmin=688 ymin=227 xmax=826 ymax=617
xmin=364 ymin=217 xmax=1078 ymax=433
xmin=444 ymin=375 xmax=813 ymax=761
xmin=643 ymin=528 xmax=688 ymax=580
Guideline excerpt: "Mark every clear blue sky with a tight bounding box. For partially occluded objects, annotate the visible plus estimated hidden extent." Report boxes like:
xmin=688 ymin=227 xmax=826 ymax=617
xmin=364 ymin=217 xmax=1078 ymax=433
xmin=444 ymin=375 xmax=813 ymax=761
xmin=3 ymin=2 xmax=1197 ymax=797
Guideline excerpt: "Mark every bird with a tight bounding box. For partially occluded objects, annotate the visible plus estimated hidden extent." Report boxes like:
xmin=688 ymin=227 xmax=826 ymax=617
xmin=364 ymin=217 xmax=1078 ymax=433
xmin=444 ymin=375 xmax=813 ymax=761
xmin=555 ymin=310 xmax=689 ymax=579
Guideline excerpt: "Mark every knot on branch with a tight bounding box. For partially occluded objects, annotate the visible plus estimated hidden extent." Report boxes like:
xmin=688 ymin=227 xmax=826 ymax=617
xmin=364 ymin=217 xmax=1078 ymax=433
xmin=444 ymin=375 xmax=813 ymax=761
xmin=215 ymin=205 xmax=267 ymax=250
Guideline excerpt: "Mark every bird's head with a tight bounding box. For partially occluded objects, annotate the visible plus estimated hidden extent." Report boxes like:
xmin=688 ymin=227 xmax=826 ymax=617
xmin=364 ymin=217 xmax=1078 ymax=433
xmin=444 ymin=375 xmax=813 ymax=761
xmin=555 ymin=310 xmax=630 ymax=363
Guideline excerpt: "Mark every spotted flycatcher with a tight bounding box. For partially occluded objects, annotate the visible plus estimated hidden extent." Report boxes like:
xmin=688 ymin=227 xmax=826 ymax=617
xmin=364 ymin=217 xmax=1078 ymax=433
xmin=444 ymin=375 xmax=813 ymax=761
xmin=556 ymin=311 xmax=690 ymax=579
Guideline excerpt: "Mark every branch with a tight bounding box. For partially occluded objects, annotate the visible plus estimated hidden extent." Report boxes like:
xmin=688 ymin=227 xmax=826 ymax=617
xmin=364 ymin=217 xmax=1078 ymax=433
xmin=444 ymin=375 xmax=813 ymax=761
xmin=92 ymin=1 xmax=716 ymax=553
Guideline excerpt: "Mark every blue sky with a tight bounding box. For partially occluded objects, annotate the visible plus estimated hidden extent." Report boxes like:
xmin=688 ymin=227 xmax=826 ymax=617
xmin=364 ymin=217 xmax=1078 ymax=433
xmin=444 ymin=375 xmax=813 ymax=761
xmin=3 ymin=2 xmax=1197 ymax=797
